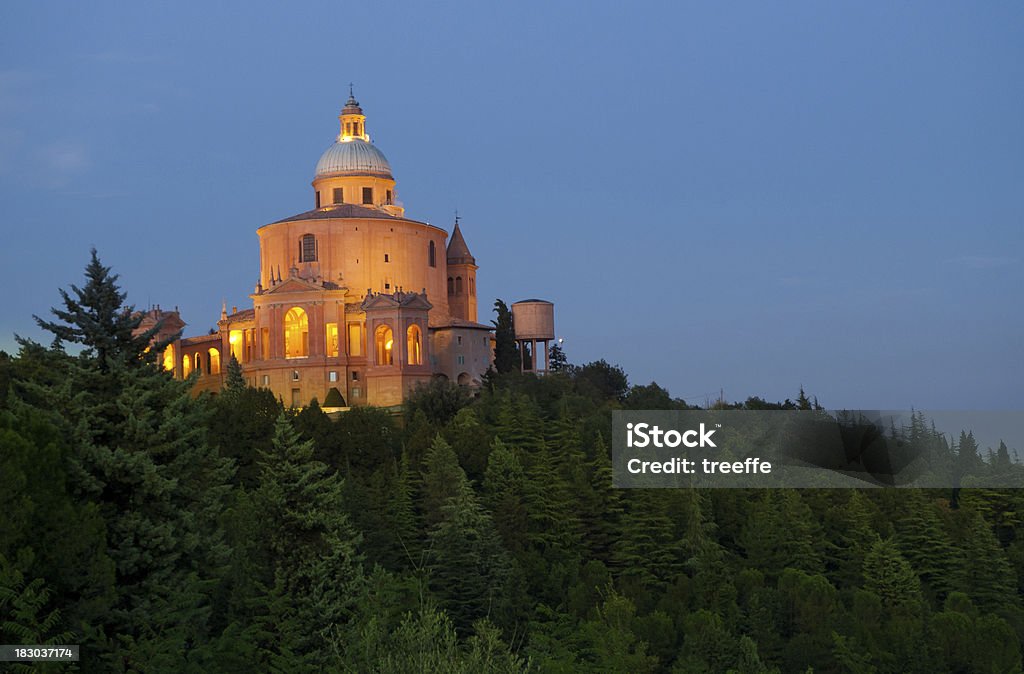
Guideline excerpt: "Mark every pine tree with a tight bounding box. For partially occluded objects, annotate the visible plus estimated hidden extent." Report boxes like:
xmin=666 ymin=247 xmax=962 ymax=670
xmin=862 ymin=538 xmax=922 ymax=615
xmin=420 ymin=435 xmax=468 ymax=528
xmin=892 ymin=491 xmax=956 ymax=600
xmin=34 ymin=251 xmax=234 ymax=668
xmin=426 ymin=458 xmax=511 ymax=633
xmin=34 ymin=249 xmax=171 ymax=371
xmin=246 ymin=414 xmax=364 ymax=667
xmin=482 ymin=438 xmax=528 ymax=554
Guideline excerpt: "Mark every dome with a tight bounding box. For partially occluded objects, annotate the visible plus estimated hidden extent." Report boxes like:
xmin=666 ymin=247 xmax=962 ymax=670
xmin=315 ymin=139 xmax=393 ymax=179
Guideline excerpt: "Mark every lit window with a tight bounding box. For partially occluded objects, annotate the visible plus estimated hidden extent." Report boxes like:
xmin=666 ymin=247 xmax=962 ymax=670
xmin=375 ymin=324 xmax=394 ymax=365
xmin=262 ymin=374 xmax=270 ymax=386
xmin=428 ymin=241 xmax=436 ymax=267
xmin=329 ymin=371 xmax=338 ymax=382
xmin=182 ymin=354 xmax=192 ymax=377
xmin=195 ymin=353 xmax=202 ymax=373
xmin=362 ymin=187 xmax=373 ymax=204
xmin=162 ymin=345 xmax=175 ymax=372
xmin=284 ymin=307 xmax=309 ymax=358
xmin=333 ymin=187 xmax=343 ymax=204
xmin=208 ymin=348 xmax=221 ymax=375
xmin=229 ymin=329 xmax=244 ymax=362
xmin=326 ymin=323 xmax=339 ymax=357
xmin=348 ymin=323 xmax=363 ymax=356
xmin=352 ymin=386 xmax=361 ymax=398
xmin=407 ymin=324 xmax=422 ymax=365
xmin=261 ymin=328 xmax=269 ymax=360
xmin=292 ymin=370 xmax=300 ymax=381
xmin=300 ymin=234 xmax=317 ymax=263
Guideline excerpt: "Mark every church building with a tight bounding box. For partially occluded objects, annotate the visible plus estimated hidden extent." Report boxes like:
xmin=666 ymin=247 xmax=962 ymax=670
xmin=159 ymin=92 xmax=494 ymax=408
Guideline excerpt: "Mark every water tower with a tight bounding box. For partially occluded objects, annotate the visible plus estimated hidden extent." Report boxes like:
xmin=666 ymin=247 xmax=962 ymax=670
xmin=511 ymin=299 xmax=555 ymax=373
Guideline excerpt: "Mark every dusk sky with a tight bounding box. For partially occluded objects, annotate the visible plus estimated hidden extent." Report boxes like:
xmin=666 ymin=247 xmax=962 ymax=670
xmin=1 ymin=2 xmax=1021 ymax=410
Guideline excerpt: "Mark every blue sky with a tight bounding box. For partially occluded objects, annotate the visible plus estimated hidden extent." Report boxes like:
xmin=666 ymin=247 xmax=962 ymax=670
xmin=1 ymin=1 xmax=1021 ymax=409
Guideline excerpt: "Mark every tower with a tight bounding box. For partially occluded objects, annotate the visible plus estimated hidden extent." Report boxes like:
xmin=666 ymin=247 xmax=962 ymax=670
xmin=446 ymin=217 xmax=478 ymax=323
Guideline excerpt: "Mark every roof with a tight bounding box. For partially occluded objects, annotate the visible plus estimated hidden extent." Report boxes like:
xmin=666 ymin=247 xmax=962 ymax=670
xmin=432 ymin=317 xmax=493 ymax=331
xmin=315 ymin=138 xmax=392 ymax=179
xmin=446 ymin=222 xmax=476 ymax=265
xmin=267 ymin=202 xmax=405 ymax=226
xmin=227 ymin=308 xmax=255 ymax=322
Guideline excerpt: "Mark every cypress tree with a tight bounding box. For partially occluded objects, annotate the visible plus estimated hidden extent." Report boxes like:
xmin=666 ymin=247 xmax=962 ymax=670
xmin=492 ymin=299 xmax=520 ymax=374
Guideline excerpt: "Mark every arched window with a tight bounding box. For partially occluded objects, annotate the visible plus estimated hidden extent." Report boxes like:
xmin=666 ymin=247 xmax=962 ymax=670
xmin=428 ymin=240 xmax=436 ymax=267
xmin=299 ymin=234 xmax=317 ymax=262
xmin=194 ymin=353 xmax=203 ymax=374
xmin=375 ymin=324 xmax=394 ymax=366
xmin=208 ymin=348 xmax=221 ymax=375
xmin=469 ymin=277 xmax=475 ymax=296
xmin=455 ymin=276 xmax=463 ymax=294
xmin=407 ymin=324 xmax=422 ymax=365
xmin=162 ymin=345 xmax=175 ymax=372
xmin=182 ymin=353 xmax=192 ymax=377
xmin=284 ymin=307 xmax=309 ymax=358
xmin=447 ymin=277 xmax=454 ymax=295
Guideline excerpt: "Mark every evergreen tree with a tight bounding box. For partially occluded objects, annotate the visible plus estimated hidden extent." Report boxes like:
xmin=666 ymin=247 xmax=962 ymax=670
xmin=492 ymin=299 xmax=520 ymax=374
xmin=426 ymin=456 xmax=511 ymax=633
xmin=862 ymin=539 xmax=922 ymax=615
xmin=245 ymin=414 xmax=364 ymax=668
xmin=34 ymin=252 xmax=234 ymax=668
xmin=224 ymin=354 xmax=245 ymax=392
xmin=548 ymin=341 xmax=568 ymax=372
xmin=34 ymin=249 xmax=171 ymax=370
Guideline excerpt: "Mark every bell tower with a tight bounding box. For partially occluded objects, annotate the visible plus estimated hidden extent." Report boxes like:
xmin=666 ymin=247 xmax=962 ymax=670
xmin=446 ymin=216 xmax=478 ymax=323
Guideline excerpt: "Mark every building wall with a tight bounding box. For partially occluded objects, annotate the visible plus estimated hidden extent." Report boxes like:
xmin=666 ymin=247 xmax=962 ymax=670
xmin=256 ymin=217 xmax=451 ymax=326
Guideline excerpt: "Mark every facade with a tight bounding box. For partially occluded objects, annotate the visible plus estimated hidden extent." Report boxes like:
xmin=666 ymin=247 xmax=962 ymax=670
xmin=159 ymin=93 xmax=494 ymax=408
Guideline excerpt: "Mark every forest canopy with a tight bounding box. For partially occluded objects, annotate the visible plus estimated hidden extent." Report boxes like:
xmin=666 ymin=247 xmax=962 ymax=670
xmin=1 ymin=251 xmax=1022 ymax=673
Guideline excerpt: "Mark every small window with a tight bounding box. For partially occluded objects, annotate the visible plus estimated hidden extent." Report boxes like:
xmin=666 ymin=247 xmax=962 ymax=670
xmin=352 ymin=386 xmax=361 ymax=398
xmin=292 ymin=370 xmax=300 ymax=381
xmin=262 ymin=374 xmax=270 ymax=386
xmin=457 ymin=336 xmax=462 ymax=345
xmin=315 ymin=191 xmax=321 ymax=209
xmin=362 ymin=187 xmax=373 ymax=204
xmin=457 ymin=355 xmax=465 ymax=365
xmin=333 ymin=187 xmax=343 ymax=204
xmin=351 ymin=371 xmax=359 ymax=381
xmin=447 ymin=277 xmax=454 ymax=295
xmin=455 ymin=276 xmax=463 ymax=294
xmin=291 ymin=388 xmax=301 ymax=407
xmin=386 ymin=189 xmax=392 ymax=204
xmin=428 ymin=241 xmax=436 ymax=267
xmin=384 ymin=254 xmax=389 ymax=263
xmin=300 ymin=234 xmax=317 ymax=262
xmin=329 ymin=371 xmax=338 ymax=382
xmin=384 ymin=282 xmax=390 ymax=290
